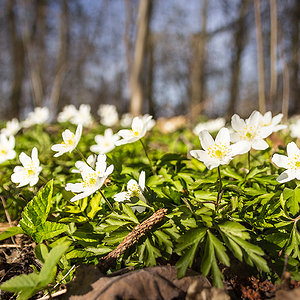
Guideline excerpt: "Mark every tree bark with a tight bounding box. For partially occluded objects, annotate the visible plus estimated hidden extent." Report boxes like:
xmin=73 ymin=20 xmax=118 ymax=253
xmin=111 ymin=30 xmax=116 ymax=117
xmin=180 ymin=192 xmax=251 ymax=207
xmin=269 ymin=0 xmax=278 ymax=111
xmin=227 ymin=0 xmax=249 ymax=118
xmin=254 ymin=0 xmax=266 ymax=113
xmin=130 ymin=0 xmax=153 ymax=116
xmin=49 ymin=0 xmax=69 ymax=118
xmin=7 ymin=0 xmax=25 ymax=119
xmin=190 ymin=0 xmax=208 ymax=122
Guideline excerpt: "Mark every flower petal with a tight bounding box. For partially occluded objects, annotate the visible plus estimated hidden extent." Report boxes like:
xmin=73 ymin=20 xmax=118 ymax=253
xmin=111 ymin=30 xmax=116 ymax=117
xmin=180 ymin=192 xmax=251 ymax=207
xmin=199 ymin=130 xmax=214 ymax=150
xmin=287 ymin=142 xmax=300 ymax=157
xmin=231 ymin=114 xmax=245 ymax=132
xmin=138 ymin=171 xmax=146 ymax=190
xmin=215 ymin=128 xmax=230 ymax=145
xmin=272 ymin=154 xmax=289 ymax=168
xmin=252 ymin=139 xmax=269 ymax=150
xmin=277 ymin=170 xmax=295 ymax=183
xmin=230 ymin=141 xmax=250 ymax=156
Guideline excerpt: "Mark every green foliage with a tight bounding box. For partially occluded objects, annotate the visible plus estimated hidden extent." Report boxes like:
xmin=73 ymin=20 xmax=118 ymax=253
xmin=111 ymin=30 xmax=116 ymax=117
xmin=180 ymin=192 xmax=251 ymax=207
xmin=0 ymin=241 xmax=71 ymax=300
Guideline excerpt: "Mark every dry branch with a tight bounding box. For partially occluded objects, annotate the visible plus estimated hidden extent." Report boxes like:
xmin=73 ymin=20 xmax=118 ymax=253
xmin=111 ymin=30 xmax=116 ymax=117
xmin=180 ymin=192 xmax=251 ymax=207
xmin=99 ymin=208 xmax=168 ymax=270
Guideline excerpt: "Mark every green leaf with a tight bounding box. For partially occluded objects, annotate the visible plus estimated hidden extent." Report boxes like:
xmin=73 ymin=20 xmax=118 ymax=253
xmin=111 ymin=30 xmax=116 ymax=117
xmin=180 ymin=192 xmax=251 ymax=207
xmin=209 ymin=232 xmax=230 ymax=267
xmin=0 ymin=226 xmax=24 ymax=241
xmin=218 ymin=221 xmax=250 ymax=240
xmin=176 ymin=228 xmax=206 ymax=252
xmin=201 ymin=234 xmax=214 ymax=276
xmin=86 ymin=246 xmax=112 ymax=256
xmin=34 ymin=244 xmax=49 ymax=263
xmin=176 ymin=242 xmax=198 ymax=278
xmin=19 ymin=180 xmax=53 ymax=236
xmin=32 ymin=221 xmax=69 ymax=243
xmin=86 ymin=193 xmax=102 ymax=219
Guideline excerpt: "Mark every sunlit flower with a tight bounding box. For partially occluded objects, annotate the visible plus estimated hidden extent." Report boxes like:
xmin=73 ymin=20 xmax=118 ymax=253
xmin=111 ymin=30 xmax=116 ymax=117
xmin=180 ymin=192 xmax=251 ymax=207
xmin=1 ymin=118 xmax=21 ymax=136
xmin=71 ymin=104 xmax=93 ymax=127
xmin=231 ymin=111 xmax=272 ymax=151
xmin=120 ymin=113 xmax=133 ymax=128
xmin=258 ymin=111 xmax=287 ymax=133
xmin=22 ymin=107 xmax=50 ymax=128
xmin=272 ymin=142 xmax=300 ymax=183
xmin=65 ymin=154 xmax=114 ymax=202
xmin=51 ymin=125 xmax=82 ymax=157
xmin=90 ymin=128 xmax=119 ymax=154
xmin=193 ymin=118 xmax=226 ymax=135
xmin=290 ymin=119 xmax=300 ymax=139
xmin=143 ymin=114 xmax=156 ymax=131
xmin=113 ymin=171 xmax=147 ymax=213
xmin=115 ymin=115 xmax=153 ymax=146
xmin=98 ymin=104 xmax=119 ymax=127
xmin=0 ymin=134 xmax=16 ymax=164
xmin=190 ymin=128 xmax=249 ymax=170
xmin=57 ymin=105 xmax=77 ymax=123
xmin=72 ymin=154 xmax=96 ymax=173
xmin=11 ymin=147 xmax=42 ymax=187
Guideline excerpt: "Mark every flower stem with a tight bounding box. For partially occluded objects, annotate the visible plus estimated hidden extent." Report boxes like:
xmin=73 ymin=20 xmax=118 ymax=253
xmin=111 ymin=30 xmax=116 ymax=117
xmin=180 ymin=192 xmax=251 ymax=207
xmin=216 ymin=166 xmax=223 ymax=211
xmin=140 ymin=139 xmax=156 ymax=175
xmin=100 ymin=189 xmax=114 ymax=212
xmin=39 ymin=175 xmax=48 ymax=184
xmin=75 ymin=147 xmax=89 ymax=166
xmin=248 ymin=151 xmax=251 ymax=170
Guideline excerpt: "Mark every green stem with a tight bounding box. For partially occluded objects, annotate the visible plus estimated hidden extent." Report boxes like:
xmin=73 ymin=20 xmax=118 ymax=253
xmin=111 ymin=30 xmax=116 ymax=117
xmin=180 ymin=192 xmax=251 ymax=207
xmin=140 ymin=139 xmax=156 ymax=175
xmin=39 ymin=175 xmax=48 ymax=184
xmin=75 ymin=147 xmax=91 ymax=166
xmin=248 ymin=151 xmax=251 ymax=170
xmin=99 ymin=189 xmax=114 ymax=212
xmin=216 ymin=166 xmax=223 ymax=211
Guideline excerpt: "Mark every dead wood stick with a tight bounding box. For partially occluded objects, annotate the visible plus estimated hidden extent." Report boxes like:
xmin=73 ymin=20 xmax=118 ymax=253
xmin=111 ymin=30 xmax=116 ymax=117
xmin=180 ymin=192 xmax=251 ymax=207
xmin=99 ymin=208 xmax=168 ymax=270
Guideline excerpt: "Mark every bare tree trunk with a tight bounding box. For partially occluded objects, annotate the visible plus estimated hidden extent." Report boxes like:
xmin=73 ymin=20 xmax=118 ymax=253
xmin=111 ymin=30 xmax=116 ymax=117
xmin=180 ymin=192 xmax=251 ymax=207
xmin=227 ymin=0 xmax=249 ymax=118
xmin=190 ymin=0 xmax=208 ymax=122
xmin=49 ymin=0 xmax=69 ymax=118
xmin=291 ymin=0 xmax=300 ymax=113
xmin=269 ymin=0 xmax=277 ymax=111
xmin=146 ymin=32 xmax=155 ymax=117
xmin=20 ymin=0 xmax=44 ymax=107
xmin=124 ymin=0 xmax=133 ymax=83
xmin=7 ymin=0 xmax=25 ymax=119
xmin=280 ymin=33 xmax=290 ymax=121
xmin=130 ymin=0 xmax=153 ymax=116
xmin=254 ymin=0 xmax=266 ymax=113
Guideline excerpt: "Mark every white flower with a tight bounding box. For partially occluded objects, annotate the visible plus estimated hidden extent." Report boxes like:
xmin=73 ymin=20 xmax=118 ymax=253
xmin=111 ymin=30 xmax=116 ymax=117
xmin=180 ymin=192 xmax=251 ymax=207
xmin=120 ymin=113 xmax=133 ymax=128
xmin=1 ymin=118 xmax=21 ymax=136
xmin=90 ymin=128 xmax=120 ymax=154
xmin=115 ymin=115 xmax=153 ymax=146
xmin=231 ymin=111 xmax=272 ymax=151
xmin=11 ymin=147 xmax=42 ymax=187
xmin=98 ymin=104 xmax=119 ymax=127
xmin=258 ymin=111 xmax=287 ymax=133
xmin=0 ymin=134 xmax=16 ymax=164
xmin=113 ymin=171 xmax=147 ymax=213
xmin=290 ymin=119 xmax=300 ymax=139
xmin=193 ymin=118 xmax=226 ymax=135
xmin=51 ymin=125 xmax=82 ymax=157
xmin=272 ymin=142 xmax=300 ymax=183
xmin=65 ymin=154 xmax=114 ymax=202
xmin=71 ymin=104 xmax=93 ymax=127
xmin=72 ymin=154 xmax=96 ymax=173
xmin=22 ymin=107 xmax=50 ymax=128
xmin=143 ymin=114 xmax=156 ymax=131
xmin=190 ymin=128 xmax=249 ymax=170
xmin=57 ymin=105 xmax=77 ymax=123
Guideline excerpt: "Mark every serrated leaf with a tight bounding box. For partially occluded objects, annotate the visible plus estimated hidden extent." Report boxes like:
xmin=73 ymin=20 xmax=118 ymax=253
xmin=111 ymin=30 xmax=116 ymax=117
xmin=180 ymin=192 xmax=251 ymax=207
xmin=201 ymin=234 xmax=214 ymax=276
xmin=209 ymin=232 xmax=230 ymax=267
xmin=0 ymin=226 xmax=24 ymax=241
xmin=32 ymin=221 xmax=69 ymax=243
xmin=211 ymin=258 xmax=224 ymax=288
xmin=176 ymin=242 xmax=198 ymax=278
xmin=19 ymin=180 xmax=53 ymax=236
xmin=176 ymin=228 xmax=206 ymax=252
xmin=218 ymin=221 xmax=250 ymax=239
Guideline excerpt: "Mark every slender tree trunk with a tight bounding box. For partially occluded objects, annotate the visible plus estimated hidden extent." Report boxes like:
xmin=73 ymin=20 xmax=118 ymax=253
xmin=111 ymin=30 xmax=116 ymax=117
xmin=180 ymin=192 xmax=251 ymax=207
xmin=146 ymin=32 xmax=155 ymax=117
xmin=254 ymin=0 xmax=266 ymax=113
xmin=190 ymin=0 xmax=208 ymax=122
xmin=291 ymin=0 xmax=300 ymax=113
xmin=269 ymin=0 xmax=277 ymax=111
xmin=49 ymin=0 xmax=69 ymax=118
xmin=7 ymin=0 xmax=25 ymax=119
xmin=227 ymin=0 xmax=249 ymax=118
xmin=130 ymin=0 xmax=153 ymax=116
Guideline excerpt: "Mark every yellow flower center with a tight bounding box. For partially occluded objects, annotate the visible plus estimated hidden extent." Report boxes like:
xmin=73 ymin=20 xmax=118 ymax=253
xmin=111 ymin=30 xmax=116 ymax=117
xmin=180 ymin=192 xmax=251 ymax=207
xmin=296 ymin=161 xmax=300 ymax=168
xmin=241 ymin=126 xmax=256 ymax=141
xmin=133 ymin=131 xmax=140 ymax=136
xmin=82 ymin=174 xmax=97 ymax=188
xmin=207 ymin=143 xmax=229 ymax=159
xmin=62 ymin=133 xmax=75 ymax=146
xmin=0 ymin=148 xmax=7 ymax=155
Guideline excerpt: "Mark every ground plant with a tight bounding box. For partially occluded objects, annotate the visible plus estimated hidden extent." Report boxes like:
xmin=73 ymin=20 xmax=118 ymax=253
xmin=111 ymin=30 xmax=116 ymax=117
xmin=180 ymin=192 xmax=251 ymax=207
xmin=0 ymin=107 xmax=300 ymax=299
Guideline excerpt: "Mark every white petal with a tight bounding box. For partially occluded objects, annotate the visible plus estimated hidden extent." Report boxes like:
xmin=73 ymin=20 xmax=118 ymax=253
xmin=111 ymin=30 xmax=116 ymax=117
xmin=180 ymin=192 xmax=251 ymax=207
xmin=272 ymin=113 xmax=283 ymax=125
xmin=287 ymin=142 xmax=300 ymax=158
xmin=190 ymin=150 xmax=210 ymax=162
xmin=277 ymin=170 xmax=295 ymax=183
xmin=105 ymin=164 xmax=114 ymax=176
xmin=65 ymin=182 xmax=85 ymax=193
xmin=231 ymin=114 xmax=245 ymax=132
xmin=252 ymin=139 xmax=269 ymax=150
xmin=205 ymin=161 xmax=220 ymax=170
xmin=199 ymin=130 xmax=214 ymax=150
xmin=19 ymin=152 xmax=31 ymax=166
xmin=113 ymin=192 xmax=130 ymax=202
xmin=258 ymin=126 xmax=272 ymax=139
xmin=70 ymin=192 xmax=90 ymax=202
xmin=215 ymin=128 xmax=230 ymax=145
xmin=247 ymin=110 xmax=260 ymax=125
xmin=75 ymin=124 xmax=83 ymax=142
xmin=272 ymin=154 xmax=289 ymax=168
xmin=230 ymin=141 xmax=250 ymax=156
xmin=138 ymin=171 xmax=146 ymax=190
xmin=31 ymin=147 xmax=39 ymax=166
xmin=62 ymin=129 xmax=73 ymax=142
